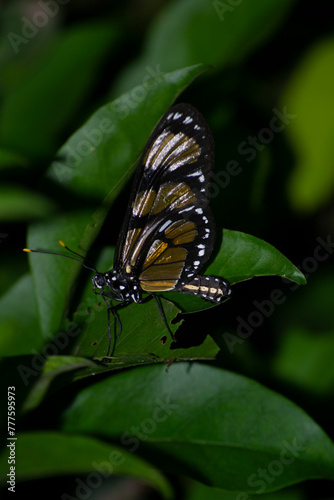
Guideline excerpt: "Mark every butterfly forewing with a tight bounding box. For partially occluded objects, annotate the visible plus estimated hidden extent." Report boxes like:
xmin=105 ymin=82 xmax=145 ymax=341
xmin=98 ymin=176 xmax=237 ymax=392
xmin=114 ymin=104 xmax=217 ymax=293
xmin=24 ymin=103 xmax=231 ymax=358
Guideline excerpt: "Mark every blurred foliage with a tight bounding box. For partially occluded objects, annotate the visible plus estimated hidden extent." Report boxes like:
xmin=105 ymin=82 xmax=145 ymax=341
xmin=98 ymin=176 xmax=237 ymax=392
xmin=284 ymin=38 xmax=334 ymax=213
xmin=1 ymin=0 xmax=334 ymax=499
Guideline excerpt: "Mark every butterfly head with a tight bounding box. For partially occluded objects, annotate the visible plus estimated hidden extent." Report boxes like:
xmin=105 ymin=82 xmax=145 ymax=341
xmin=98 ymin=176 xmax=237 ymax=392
xmin=92 ymin=272 xmax=108 ymax=291
xmin=92 ymin=268 xmax=142 ymax=304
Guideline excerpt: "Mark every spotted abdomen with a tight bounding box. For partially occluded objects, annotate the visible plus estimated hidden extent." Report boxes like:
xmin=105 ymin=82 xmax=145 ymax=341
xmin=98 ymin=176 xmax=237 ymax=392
xmin=179 ymin=275 xmax=231 ymax=303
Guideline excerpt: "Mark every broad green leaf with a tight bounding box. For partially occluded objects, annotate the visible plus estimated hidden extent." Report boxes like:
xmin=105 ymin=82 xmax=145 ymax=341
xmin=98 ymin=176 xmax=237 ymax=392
xmin=27 ymin=211 xmax=94 ymax=339
xmin=46 ymin=64 xmax=208 ymax=198
xmin=26 ymin=64 xmax=210 ymax=338
xmin=62 ymin=362 xmax=334 ymax=492
xmin=284 ymin=37 xmax=334 ymax=212
xmin=72 ymin=295 xmax=218 ymax=360
xmin=62 ymin=246 xmax=218 ymax=360
xmin=0 ymin=186 xmax=56 ymax=221
xmin=207 ymin=229 xmax=306 ymax=285
xmin=112 ymin=0 xmax=295 ymax=95
xmin=0 ymin=431 xmax=172 ymax=499
xmin=0 ymin=354 xmax=64 ymax=425
xmin=187 ymin=480 xmax=304 ymax=500
xmin=26 ymin=224 xmax=304 ymax=353
xmin=164 ymin=229 xmax=306 ymax=313
xmin=21 ymin=329 xmax=216 ymax=411
xmin=0 ymin=22 xmax=119 ymax=160
xmin=0 ymin=274 xmax=43 ymax=355
xmin=21 ymin=356 xmax=98 ymax=413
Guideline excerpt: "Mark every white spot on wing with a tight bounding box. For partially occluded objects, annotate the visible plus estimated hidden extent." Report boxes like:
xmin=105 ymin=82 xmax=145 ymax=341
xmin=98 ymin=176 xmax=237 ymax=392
xmin=187 ymin=169 xmax=202 ymax=177
xmin=145 ymin=130 xmax=170 ymax=170
xmin=179 ymin=206 xmax=194 ymax=213
xmin=159 ymin=219 xmax=172 ymax=232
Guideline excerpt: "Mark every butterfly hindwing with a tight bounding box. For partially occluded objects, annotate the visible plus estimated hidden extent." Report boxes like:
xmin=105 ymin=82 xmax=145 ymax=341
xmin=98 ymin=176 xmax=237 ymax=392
xmin=114 ymin=103 xmax=216 ymax=293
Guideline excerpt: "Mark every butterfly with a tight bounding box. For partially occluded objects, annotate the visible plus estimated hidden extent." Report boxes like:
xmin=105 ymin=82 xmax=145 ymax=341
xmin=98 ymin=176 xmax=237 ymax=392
xmin=25 ymin=103 xmax=231 ymax=356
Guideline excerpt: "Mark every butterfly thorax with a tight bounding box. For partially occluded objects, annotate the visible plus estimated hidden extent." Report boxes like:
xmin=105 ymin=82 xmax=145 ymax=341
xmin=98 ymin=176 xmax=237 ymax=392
xmin=92 ymin=268 xmax=142 ymax=304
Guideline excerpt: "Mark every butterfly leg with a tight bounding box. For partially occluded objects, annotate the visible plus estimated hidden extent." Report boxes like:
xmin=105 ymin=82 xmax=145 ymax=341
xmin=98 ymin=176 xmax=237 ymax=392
xmin=101 ymin=295 xmax=123 ymax=357
xmin=106 ymin=305 xmax=112 ymax=357
xmin=105 ymin=307 xmax=123 ymax=356
xmin=151 ymin=293 xmax=175 ymax=342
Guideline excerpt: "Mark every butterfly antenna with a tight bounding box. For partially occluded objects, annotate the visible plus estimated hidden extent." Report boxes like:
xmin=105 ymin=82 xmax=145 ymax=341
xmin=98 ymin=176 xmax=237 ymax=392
xmin=23 ymin=240 xmax=97 ymax=273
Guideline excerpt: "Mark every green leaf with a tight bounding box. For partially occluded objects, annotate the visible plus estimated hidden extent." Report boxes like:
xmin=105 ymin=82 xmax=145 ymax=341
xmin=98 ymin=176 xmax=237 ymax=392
xmin=284 ymin=37 xmax=334 ymax=212
xmin=164 ymin=229 xmax=306 ymax=313
xmin=21 ymin=356 xmax=98 ymax=413
xmin=208 ymin=229 xmax=306 ymax=285
xmin=187 ymin=480 xmax=304 ymax=500
xmin=0 ymin=274 xmax=43 ymax=355
xmin=27 ymin=212 xmax=94 ymax=339
xmin=0 ymin=431 xmax=172 ymax=498
xmin=72 ymin=295 xmax=218 ymax=360
xmin=112 ymin=0 xmax=295 ymax=94
xmin=62 ymin=362 xmax=334 ymax=492
xmin=25 ymin=64 xmax=303 ymax=355
xmin=26 ymin=64 xmax=210 ymax=338
xmin=0 ymin=22 xmax=119 ymax=160
xmin=21 ymin=330 xmax=216 ymax=412
xmin=0 ymin=186 xmax=56 ymax=221
xmin=46 ymin=64 xmax=209 ymax=198
xmin=56 ymin=247 xmax=216 ymax=360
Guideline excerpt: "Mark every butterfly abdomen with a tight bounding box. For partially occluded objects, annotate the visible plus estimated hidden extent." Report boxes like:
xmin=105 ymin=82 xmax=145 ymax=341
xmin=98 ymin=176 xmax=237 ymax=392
xmin=178 ymin=275 xmax=231 ymax=303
